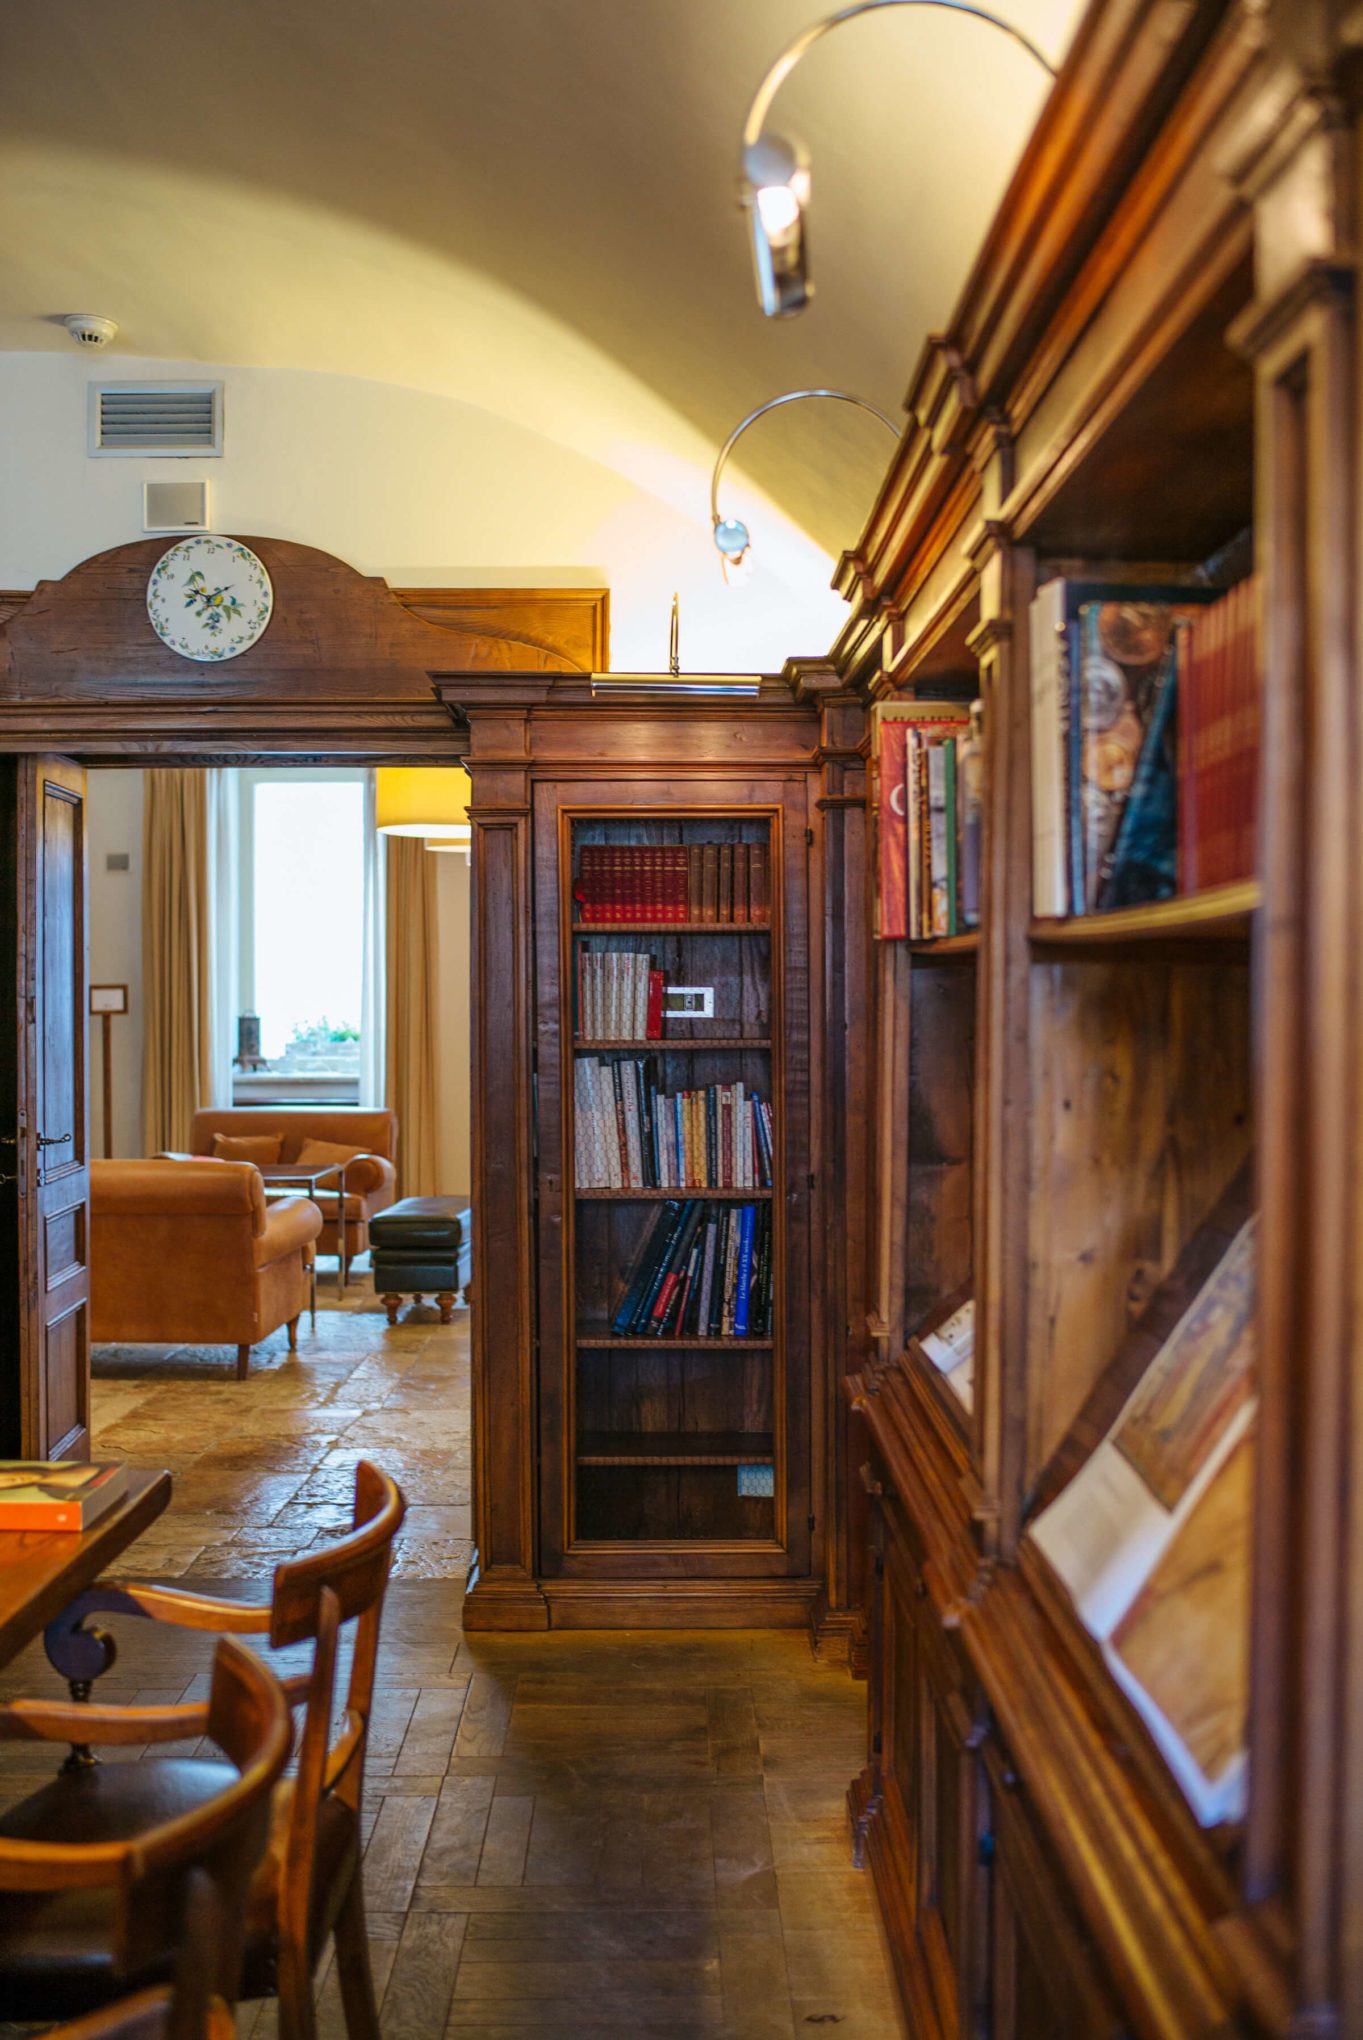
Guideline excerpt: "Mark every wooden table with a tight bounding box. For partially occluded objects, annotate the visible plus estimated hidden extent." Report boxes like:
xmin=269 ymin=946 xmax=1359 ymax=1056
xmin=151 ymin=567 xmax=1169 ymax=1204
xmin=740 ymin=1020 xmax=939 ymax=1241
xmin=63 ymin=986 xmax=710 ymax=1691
xmin=0 ymin=1467 xmax=171 ymax=1671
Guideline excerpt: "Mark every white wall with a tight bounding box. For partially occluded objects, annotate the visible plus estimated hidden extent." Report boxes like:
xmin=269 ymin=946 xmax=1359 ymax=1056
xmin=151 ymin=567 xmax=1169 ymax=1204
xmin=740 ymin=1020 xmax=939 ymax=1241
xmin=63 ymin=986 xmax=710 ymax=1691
xmin=86 ymin=769 xmax=145 ymax=1157
xmin=0 ymin=353 xmax=847 ymax=673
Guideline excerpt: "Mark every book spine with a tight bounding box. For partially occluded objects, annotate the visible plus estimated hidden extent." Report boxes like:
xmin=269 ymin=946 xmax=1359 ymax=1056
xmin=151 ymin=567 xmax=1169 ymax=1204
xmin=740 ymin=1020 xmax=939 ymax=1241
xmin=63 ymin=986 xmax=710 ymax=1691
xmin=687 ymin=845 xmax=704 ymax=922
xmin=721 ymin=1208 xmax=740 ymax=1335
xmin=646 ymin=967 xmax=663 ymax=1041
xmin=717 ymin=842 xmax=733 ymax=924
xmin=696 ymin=1211 xmax=718 ymax=1335
xmin=649 ymin=1200 xmax=704 ymax=1333
xmin=733 ymin=1204 xmax=755 ymax=1337
xmin=877 ymin=720 xmax=909 ymax=939
xmin=1029 ymin=581 xmax=1067 ymax=917
xmin=751 ymin=840 xmax=770 ymax=926
xmin=733 ymin=844 xmax=750 ymax=925
xmin=632 ymin=1199 xmax=693 ymax=1332
xmin=944 ymin=739 xmax=959 ymax=937
xmin=702 ymin=843 xmax=719 ymax=923
xmin=928 ymin=741 xmax=950 ymax=937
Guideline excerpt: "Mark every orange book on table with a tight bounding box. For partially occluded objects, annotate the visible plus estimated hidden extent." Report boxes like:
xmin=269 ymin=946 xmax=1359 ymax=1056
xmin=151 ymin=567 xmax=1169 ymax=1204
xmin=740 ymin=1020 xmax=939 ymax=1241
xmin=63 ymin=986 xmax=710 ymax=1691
xmin=0 ymin=1461 xmax=128 ymax=1532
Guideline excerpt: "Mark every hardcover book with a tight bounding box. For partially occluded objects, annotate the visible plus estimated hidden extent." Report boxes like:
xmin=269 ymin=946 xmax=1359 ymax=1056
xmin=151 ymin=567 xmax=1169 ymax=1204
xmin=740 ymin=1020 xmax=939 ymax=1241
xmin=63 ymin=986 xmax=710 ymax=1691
xmin=0 ymin=1461 xmax=128 ymax=1532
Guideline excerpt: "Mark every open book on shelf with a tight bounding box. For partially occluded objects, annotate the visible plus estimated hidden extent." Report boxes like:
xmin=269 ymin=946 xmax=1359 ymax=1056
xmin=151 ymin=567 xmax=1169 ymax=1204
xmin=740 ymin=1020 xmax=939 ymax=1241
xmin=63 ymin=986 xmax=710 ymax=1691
xmin=1029 ymin=1212 xmax=1256 ymax=1827
xmin=911 ymin=1293 xmax=975 ymax=1413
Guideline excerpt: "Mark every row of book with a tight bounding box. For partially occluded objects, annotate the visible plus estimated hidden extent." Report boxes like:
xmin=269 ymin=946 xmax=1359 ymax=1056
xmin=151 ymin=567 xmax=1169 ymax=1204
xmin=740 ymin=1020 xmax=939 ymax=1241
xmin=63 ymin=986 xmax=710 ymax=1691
xmin=576 ymin=951 xmax=663 ymax=1041
xmin=575 ymin=1059 xmax=773 ymax=1190
xmin=575 ymin=842 xmax=770 ymax=925
xmin=1030 ymin=576 xmax=1260 ymax=917
xmin=610 ymin=1198 xmax=773 ymax=1339
xmin=877 ymin=702 xmax=984 ymax=940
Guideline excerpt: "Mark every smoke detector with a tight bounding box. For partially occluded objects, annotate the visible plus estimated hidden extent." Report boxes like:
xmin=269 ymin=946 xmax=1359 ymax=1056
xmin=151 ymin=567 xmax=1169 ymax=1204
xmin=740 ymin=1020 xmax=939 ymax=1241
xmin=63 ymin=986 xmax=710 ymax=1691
xmin=63 ymin=314 xmax=118 ymax=350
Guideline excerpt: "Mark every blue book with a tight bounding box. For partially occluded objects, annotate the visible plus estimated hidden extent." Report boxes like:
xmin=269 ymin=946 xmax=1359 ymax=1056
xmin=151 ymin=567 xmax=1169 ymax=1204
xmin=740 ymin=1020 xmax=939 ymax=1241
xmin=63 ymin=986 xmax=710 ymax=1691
xmin=611 ymin=1200 xmax=682 ymax=1335
xmin=733 ymin=1205 xmax=755 ymax=1338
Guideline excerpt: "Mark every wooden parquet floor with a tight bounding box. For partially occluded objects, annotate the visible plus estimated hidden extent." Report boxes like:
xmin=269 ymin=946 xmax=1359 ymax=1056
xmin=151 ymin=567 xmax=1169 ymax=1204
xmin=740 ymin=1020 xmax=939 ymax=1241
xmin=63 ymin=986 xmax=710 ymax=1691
xmin=0 ymin=1286 xmax=900 ymax=2037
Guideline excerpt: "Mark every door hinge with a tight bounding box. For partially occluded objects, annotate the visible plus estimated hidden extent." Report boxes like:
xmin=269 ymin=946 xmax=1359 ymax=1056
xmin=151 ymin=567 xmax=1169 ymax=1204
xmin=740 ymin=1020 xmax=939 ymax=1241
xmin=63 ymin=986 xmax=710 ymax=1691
xmin=805 ymin=826 xmax=814 ymax=847
xmin=808 ymin=1514 xmax=816 ymax=1534
xmin=872 ymin=1731 xmax=883 ymax=1756
xmin=807 ymin=1171 xmax=815 ymax=1191
xmin=977 ymin=1830 xmax=995 ymax=1868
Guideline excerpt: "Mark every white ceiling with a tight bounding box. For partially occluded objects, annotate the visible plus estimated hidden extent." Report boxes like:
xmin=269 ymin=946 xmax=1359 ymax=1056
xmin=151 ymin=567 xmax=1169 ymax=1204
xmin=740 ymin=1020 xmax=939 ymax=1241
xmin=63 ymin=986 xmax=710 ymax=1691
xmin=0 ymin=0 xmax=1084 ymax=556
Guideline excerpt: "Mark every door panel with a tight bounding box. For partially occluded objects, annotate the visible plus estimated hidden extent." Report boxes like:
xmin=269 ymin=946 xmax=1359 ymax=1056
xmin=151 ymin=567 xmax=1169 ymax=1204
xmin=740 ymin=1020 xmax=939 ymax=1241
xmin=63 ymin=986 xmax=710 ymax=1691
xmin=0 ymin=757 xmax=90 ymax=1459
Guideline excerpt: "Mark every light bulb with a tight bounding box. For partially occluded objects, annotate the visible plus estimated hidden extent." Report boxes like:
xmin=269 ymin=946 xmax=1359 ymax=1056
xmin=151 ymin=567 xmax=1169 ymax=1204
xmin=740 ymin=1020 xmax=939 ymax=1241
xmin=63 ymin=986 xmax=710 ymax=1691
xmin=713 ymin=517 xmax=751 ymax=558
xmin=756 ymin=184 xmax=801 ymax=238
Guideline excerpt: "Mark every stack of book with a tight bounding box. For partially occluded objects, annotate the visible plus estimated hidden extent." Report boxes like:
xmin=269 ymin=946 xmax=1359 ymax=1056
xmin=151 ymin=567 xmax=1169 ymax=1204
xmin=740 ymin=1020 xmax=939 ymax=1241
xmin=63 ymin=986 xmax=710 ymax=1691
xmin=608 ymin=1198 xmax=773 ymax=1339
xmin=1029 ymin=577 xmax=1260 ymax=917
xmin=877 ymin=702 xmax=983 ymax=940
xmin=576 ymin=952 xmax=663 ymax=1041
xmin=575 ymin=842 xmax=770 ymax=925
xmin=1179 ymin=578 xmax=1261 ymax=892
xmin=575 ymin=1060 xmax=774 ymax=1190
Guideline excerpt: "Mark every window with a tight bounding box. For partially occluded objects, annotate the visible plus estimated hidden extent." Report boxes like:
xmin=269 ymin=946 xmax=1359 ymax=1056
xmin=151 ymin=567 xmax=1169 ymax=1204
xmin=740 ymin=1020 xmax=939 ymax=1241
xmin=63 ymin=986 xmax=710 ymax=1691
xmin=234 ymin=769 xmax=367 ymax=1104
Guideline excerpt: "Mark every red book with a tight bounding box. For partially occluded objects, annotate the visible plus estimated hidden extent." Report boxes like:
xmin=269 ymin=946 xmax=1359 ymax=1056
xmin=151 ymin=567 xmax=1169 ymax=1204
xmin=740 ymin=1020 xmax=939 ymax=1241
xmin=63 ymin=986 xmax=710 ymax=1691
xmin=878 ymin=721 xmax=910 ymax=938
xmin=666 ymin=845 xmax=689 ymax=921
xmin=646 ymin=968 xmax=664 ymax=1040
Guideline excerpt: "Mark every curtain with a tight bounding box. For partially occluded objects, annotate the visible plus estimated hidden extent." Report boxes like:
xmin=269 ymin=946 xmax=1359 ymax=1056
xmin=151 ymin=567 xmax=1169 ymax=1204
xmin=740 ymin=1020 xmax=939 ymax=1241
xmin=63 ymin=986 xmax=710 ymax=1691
xmin=359 ymin=768 xmax=387 ymax=1108
xmin=141 ymin=770 xmax=213 ymax=1153
xmin=205 ymin=766 xmax=240 ymax=1107
xmin=385 ymin=834 xmax=441 ymax=1196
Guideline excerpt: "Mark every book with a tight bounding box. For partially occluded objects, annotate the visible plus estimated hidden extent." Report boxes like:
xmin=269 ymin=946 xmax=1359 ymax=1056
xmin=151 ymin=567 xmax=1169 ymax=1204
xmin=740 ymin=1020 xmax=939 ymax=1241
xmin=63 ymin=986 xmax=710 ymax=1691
xmin=874 ymin=702 xmax=970 ymax=939
xmin=605 ymin=1200 xmax=771 ymax=1340
xmin=0 ymin=1460 xmax=128 ymax=1532
xmin=1029 ymin=1216 xmax=1257 ymax=1825
xmin=1180 ymin=576 xmax=1260 ymax=891
xmin=1096 ymin=632 xmax=1179 ymax=909
xmin=1030 ymin=581 xmax=1216 ymax=918
xmin=957 ymin=702 xmax=984 ymax=928
xmin=918 ymin=1299 xmax=974 ymax=1412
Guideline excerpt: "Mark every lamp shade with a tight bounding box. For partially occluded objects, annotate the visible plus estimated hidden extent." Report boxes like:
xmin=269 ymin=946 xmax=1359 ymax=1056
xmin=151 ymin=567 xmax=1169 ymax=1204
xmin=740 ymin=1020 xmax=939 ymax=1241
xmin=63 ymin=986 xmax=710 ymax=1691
xmin=375 ymin=767 xmax=471 ymax=837
xmin=426 ymin=829 xmax=472 ymax=853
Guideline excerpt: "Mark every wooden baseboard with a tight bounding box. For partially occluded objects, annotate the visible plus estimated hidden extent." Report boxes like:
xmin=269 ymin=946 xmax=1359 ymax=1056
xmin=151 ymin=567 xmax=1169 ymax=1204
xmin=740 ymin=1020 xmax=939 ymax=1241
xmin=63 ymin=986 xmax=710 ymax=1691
xmin=460 ymin=1559 xmax=550 ymax=1632
xmin=540 ymin=1577 xmax=821 ymax=1630
xmin=809 ymin=1597 xmax=869 ymax=1670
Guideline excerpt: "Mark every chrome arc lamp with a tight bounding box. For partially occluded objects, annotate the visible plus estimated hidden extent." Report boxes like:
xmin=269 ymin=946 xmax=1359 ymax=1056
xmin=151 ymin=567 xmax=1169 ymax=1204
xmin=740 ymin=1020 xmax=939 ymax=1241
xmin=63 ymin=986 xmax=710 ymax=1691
xmin=741 ymin=0 xmax=1057 ymax=317
xmin=711 ymin=388 xmax=900 ymax=577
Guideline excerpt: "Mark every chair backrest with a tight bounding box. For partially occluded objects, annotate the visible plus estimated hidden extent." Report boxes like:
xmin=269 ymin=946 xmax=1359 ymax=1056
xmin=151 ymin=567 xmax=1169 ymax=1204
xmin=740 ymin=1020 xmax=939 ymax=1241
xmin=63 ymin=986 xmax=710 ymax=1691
xmin=266 ymin=1461 xmax=406 ymax=1946
xmin=0 ymin=1638 xmax=290 ymax=2034
xmin=189 ymin=1109 xmax=398 ymax=1163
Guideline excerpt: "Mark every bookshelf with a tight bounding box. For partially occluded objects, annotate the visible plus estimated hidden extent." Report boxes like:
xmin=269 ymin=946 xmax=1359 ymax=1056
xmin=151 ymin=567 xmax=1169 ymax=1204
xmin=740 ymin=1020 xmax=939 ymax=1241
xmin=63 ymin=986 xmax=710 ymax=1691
xmin=565 ymin=813 xmax=785 ymax=1555
xmin=821 ymin=3 xmax=1344 ymax=2032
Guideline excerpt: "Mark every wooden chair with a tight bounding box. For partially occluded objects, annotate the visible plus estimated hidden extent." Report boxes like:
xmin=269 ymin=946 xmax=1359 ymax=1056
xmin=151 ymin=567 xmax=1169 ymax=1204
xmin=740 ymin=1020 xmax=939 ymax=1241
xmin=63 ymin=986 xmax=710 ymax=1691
xmin=45 ymin=1459 xmax=407 ymax=2040
xmin=0 ymin=1634 xmax=291 ymax=2033
xmin=44 ymin=1863 xmax=245 ymax=2040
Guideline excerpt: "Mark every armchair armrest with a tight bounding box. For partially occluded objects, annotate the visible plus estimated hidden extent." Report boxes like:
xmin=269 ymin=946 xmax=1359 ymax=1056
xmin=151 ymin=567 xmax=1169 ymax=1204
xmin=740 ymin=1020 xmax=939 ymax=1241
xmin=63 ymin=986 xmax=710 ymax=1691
xmin=257 ymin=1194 xmax=324 ymax=1261
xmin=334 ymin=1151 xmax=392 ymax=1197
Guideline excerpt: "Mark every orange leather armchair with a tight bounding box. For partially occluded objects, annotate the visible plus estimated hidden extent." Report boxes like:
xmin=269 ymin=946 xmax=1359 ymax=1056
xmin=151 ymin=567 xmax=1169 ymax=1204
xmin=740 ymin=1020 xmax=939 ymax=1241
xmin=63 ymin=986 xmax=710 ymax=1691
xmin=187 ymin=1109 xmax=399 ymax=1269
xmin=90 ymin=1160 xmax=323 ymax=1379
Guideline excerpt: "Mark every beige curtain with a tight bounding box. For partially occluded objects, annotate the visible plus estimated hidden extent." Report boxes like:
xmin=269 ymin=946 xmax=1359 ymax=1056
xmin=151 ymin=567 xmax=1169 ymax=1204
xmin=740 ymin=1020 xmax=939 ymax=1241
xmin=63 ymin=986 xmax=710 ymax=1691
xmin=141 ymin=770 xmax=213 ymax=1153
xmin=385 ymin=835 xmax=442 ymax=1196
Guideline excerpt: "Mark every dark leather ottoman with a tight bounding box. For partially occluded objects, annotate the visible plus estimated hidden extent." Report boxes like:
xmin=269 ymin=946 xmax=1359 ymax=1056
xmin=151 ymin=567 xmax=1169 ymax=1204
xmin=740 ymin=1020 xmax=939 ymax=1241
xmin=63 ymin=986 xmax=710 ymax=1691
xmin=369 ymin=1195 xmax=472 ymax=1325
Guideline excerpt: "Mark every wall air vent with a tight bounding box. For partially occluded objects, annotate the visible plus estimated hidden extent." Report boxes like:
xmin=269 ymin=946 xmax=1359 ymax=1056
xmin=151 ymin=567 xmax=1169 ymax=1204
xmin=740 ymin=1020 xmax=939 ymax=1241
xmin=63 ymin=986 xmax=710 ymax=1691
xmin=88 ymin=381 xmax=223 ymax=458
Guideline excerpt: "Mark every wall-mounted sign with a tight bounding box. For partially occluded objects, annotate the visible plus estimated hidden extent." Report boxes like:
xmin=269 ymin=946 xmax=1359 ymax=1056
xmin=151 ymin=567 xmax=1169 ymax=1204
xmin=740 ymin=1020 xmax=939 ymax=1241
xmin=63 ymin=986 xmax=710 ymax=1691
xmin=89 ymin=983 xmax=128 ymax=1015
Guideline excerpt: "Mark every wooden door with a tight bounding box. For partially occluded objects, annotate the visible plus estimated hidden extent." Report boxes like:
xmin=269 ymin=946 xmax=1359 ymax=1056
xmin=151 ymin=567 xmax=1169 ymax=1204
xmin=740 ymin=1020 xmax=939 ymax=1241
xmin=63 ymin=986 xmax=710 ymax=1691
xmin=0 ymin=757 xmax=91 ymax=1459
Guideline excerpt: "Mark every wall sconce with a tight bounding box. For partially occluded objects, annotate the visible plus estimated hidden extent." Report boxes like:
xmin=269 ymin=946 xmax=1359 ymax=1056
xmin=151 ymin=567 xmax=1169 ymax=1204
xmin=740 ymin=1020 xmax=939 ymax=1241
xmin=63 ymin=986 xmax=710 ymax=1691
xmin=712 ymin=389 xmax=900 ymax=577
xmin=740 ymin=0 xmax=1056 ymax=318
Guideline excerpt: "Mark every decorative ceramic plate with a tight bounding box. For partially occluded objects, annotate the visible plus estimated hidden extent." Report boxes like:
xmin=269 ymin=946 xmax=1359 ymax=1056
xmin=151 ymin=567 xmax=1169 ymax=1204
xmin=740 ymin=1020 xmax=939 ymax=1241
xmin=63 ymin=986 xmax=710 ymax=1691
xmin=146 ymin=535 xmax=273 ymax=662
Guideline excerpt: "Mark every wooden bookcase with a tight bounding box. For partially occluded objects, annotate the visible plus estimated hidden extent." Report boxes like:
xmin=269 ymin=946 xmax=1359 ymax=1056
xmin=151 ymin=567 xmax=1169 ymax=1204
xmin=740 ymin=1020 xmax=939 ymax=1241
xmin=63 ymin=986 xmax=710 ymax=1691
xmin=439 ymin=678 xmax=850 ymax=1635
xmin=831 ymin=1 xmax=1363 ymax=2033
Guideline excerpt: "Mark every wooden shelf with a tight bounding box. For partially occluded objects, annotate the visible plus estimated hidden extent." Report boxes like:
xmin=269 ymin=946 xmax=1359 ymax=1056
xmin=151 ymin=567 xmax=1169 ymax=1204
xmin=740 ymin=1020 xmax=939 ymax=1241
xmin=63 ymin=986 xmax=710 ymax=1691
xmin=1028 ymin=880 xmax=1260 ymax=949
xmin=573 ymin=921 xmax=771 ymax=935
xmin=908 ymin=931 xmax=980 ymax=957
xmin=576 ymin=1336 xmax=775 ymax=1351
xmin=574 ymin=1038 xmax=772 ymax=1052
xmin=576 ymin=1186 xmax=773 ymax=1200
xmin=577 ymin=1432 xmax=774 ymax=1467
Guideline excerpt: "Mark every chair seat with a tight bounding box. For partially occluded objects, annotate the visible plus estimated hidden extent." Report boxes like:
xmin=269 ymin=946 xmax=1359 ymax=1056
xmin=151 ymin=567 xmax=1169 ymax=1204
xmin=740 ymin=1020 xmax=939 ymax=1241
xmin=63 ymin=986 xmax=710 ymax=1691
xmin=0 ymin=1757 xmax=358 ymax=2018
xmin=0 ymin=1761 xmax=228 ymax=2023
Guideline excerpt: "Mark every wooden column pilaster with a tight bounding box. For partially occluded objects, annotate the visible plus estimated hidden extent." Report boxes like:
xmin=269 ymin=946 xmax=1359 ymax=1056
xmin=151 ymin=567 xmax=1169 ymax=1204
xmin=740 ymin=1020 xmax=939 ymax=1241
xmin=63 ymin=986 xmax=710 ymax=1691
xmin=463 ymin=709 xmax=548 ymax=1628
xmin=966 ymin=472 xmax=1035 ymax=1566
xmin=790 ymin=658 xmax=872 ymax=1664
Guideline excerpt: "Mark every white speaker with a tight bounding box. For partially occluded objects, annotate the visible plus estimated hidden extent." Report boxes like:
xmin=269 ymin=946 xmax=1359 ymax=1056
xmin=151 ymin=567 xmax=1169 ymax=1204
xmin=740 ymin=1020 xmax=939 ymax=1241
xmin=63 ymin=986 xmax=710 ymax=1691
xmin=142 ymin=479 xmax=211 ymax=532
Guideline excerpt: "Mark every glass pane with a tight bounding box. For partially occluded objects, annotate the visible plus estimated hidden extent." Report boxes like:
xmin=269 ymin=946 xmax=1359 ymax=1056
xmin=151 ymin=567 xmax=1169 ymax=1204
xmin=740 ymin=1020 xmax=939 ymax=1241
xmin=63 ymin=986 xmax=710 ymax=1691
xmin=252 ymin=780 xmax=364 ymax=1075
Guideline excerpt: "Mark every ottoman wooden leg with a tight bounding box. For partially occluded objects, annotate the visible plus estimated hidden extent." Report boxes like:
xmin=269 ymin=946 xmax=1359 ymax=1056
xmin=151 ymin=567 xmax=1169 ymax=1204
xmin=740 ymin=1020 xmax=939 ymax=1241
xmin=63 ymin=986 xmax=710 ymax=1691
xmin=382 ymin=1293 xmax=401 ymax=1327
xmin=287 ymin=1315 xmax=300 ymax=1351
xmin=437 ymin=1291 xmax=455 ymax=1325
xmin=236 ymin=1344 xmax=251 ymax=1380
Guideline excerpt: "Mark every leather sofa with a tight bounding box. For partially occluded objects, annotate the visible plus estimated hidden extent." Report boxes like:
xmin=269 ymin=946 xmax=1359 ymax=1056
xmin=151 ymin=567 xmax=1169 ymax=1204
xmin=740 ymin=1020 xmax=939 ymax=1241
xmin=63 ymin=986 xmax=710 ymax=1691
xmin=186 ymin=1108 xmax=399 ymax=1270
xmin=90 ymin=1159 xmax=323 ymax=1379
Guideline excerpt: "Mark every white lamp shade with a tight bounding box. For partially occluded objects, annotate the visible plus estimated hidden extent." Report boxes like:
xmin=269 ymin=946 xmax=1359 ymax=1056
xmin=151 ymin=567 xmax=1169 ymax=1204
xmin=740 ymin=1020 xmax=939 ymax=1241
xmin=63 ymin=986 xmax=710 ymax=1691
xmin=375 ymin=767 xmax=471 ymax=837
xmin=426 ymin=829 xmax=473 ymax=852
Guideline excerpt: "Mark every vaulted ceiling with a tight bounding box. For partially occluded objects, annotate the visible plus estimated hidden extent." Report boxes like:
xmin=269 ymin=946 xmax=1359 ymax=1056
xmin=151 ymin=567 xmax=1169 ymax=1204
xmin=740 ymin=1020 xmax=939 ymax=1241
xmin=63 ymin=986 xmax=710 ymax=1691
xmin=0 ymin=0 xmax=1082 ymax=558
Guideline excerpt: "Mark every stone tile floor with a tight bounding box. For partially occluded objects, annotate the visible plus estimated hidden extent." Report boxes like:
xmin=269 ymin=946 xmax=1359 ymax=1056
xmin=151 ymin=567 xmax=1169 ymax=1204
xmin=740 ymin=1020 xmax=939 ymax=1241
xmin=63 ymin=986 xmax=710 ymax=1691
xmin=87 ymin=1259 xmax=473 ymax=1579
xmin=0 ymin=1265 xmax=902 ymax=2036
